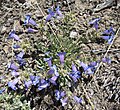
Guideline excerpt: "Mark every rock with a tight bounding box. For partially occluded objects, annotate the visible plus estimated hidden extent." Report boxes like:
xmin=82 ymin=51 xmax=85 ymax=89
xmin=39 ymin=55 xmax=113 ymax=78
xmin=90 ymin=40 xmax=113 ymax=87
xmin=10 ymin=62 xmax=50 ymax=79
xmin=70 ymin=31 xmax=77 ymax=38
xmin=1 ymin=26 xmax=7 ymax=34
xmin=35 ymin=10 xmax=44 ymax=18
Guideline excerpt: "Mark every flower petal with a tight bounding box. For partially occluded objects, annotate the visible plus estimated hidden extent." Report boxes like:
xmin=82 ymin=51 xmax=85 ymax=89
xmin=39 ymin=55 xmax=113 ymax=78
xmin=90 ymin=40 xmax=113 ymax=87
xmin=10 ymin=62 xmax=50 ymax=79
xmin=74 ymin=96 xmax=82 ymax=103
xmin=60 ymin=97 xmax=68 ymax=106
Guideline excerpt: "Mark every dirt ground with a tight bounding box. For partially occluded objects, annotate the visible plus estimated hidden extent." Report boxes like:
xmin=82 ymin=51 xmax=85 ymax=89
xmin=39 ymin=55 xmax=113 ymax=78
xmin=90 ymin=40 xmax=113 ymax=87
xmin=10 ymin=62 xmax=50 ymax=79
xmin=0 ymin=0 xmax=120 ymax=110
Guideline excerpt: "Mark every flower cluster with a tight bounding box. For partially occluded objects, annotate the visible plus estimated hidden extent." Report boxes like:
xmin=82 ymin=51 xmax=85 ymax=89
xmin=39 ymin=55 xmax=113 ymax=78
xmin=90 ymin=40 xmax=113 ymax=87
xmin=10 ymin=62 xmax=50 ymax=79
xmin=0 ymin=4 xmax=115 ymax=108
xmin=8 ymin=30 xmax=20 ymax=41
xmin=89 ymin=19 xmax=115 ymax=44
xmin=46 ymin=5 xmax=63 ymax=21
xmin=101 ymin=26 xmax=115 ymax=44
xmin=55 ymin=90 xmax=68 ymax=106
xmin=89 ymin=18 xmax=101 ymax=30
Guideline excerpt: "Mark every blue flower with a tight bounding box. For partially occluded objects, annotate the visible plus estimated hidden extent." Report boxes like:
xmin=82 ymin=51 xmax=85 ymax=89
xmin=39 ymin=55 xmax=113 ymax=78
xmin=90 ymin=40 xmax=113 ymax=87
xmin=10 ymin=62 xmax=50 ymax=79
xmin=49 ymin=75 xmax=58 ymax=85
xmin=8 ymin=61 xmax=19 ymax=71
xmin=13 ymin=44 xmax=20 ymax=49
xmin=0 ymin=88 xmax=5 ymax=94
xmin=55 ymin=90 xmax=65 ymax=100
xmin=57 ymin=52 xmax=66 ymax=65
xmin=102 ymin=57 xmax=111 ymax=64
xmin=8 ymin=78 xmax=18 ymax=90
xmin=55 ymin=90 xmax=61 ymax=100
xmin=8 ymin=30 xmax=20 ymax=41
xmin=101 ymin=27 xmax=115 ymax=44
xmin=60 ymin=97 xmax=68 ymax=106
xmin=47 ymin=68 xmax=55 ymax=75
xmin=47 ymin=65 xmax=59 ymax=76
xmin=46 ymin=8 xmax=55 ymax=21
xmin=72 ymin=62 xmax=78 ymax=72
xmin=17 ymin=58 xmax=26 ymax=66
xmin=102 ymin=26 xmax=114 ymax=35
xmin=11 ymin=70 xmax=19 ymax=77
xmin=55 ymin=90 xmax=67 ymax=106
xmin=30 ymin=75 xmax=40 ymax=86
xmin=27 ymin=27 xmax=38 ymax=33
xmin=17 ymin=51 xmax=24 ymax=58
xmin=89 ymin=18 xmax=101 ymax=30
xmin=56 ymin=5 xmax=63 ymax=17
xmin=38 ymin=79 xmax=49 ymax=91
xmin=24 ymin=15 xmax=37 ymax=26
xmin=69 ymin=63 xmax=81 ymax=82
xmin=45 ymin=51 xmax=50 ymax=56
xmin=89 ymin=61 xmax=97 ymax=67
xmin=73 ymin=96 xmax=82 ymax=103
xmin=53 ymin=65 xmax=59 ymax=76
xmin=69 ymin=72 xmax=81 ymax=82
xmin=16 ymin=51 xmax=26 ymax=66
xmin=44 ymin=57 xmax=52 ymax=67
xmin=80 ymin=62 xmax=94 ymax=74
xmin=88 ymin=61 xmax=99 ymax=72
xmin=24 ymin=80 xmax=32 ymax=89
xmin=102 ymin=35 xmax=114 ymax=44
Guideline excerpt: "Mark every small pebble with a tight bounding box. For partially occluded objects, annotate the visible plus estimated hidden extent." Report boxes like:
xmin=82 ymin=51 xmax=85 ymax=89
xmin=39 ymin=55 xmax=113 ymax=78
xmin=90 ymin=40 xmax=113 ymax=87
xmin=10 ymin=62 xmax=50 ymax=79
xmin=70 ymin=31 xmax=77 ymax=38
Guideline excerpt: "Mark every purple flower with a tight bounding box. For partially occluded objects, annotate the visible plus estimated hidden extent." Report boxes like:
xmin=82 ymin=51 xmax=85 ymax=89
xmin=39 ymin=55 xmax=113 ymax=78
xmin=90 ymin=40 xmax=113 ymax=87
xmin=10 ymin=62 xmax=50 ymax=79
xmin=17 ymin=58 xmax=26 ymax=66
xmin=47 ymin=68 xmax=54 ymax=75
xmin=24 ymin=80 xmax=32 ymax=89
xmin=27 ymin=27 xmax=38 ymax=33
xmin=69 ymin=74 xmax=78 ymax=82
xmin=13 ymin=45 xmax=20 ymax=49
xmin=45 ymin=51 xmax=50 ymax=56
xmin=89 ymin=18 xmax=101 ymax=30
xmin=74 ymin=96 xmax=82 ymax=103
xmin=16 ymin=51 xmax=26 ymax=66
xmin=53 ymin=65 xmax=59 ymax=76
xmin=102 ymin=57 xmax=111 ymax=64
xmin=24 ymin=15 xmax=37 ymax=26
xmin=57 ymin=52 xmax=66 ymax=65
xmin=11 ymin=70 xmax=19 ymax=77
xmin=72 ymin=63 xmax=78 ymax=72
xmin=38 ymin=79 xmax=49 ymax=91
xmin=8 ymin=78 xmax=18 ymax=90
xmin=8 ymin=31 xmax=20 ymax=41
xmin=102 ymin=35 xmax=114 ymax=44
xmin=80 ymin=62 xmax=94 ymax=74
xmin=8 ymin=61 xmax=19 ymax=71
xmin=24 ymin=15 xmax=30 ymax=24
xmin=89 ymin=61 xmax=97 ymax=67
xmin=16 ymin=57 xmax=26 ymax=66
xmin=30 ymin=75 xmax=40 ymax=85
xmin=44 ymin=57 xmax=52 ymax=67
xmin=46 ymin=8 xmax=55 ymax=21
xmin=56 ymin=5 xmax=63 ymax=17
xmin=55 ymin=90 xmax=65 ymax=100
xmin=0 ymin=88 xmax=5 ymax=94
xmin=60 ymin=91 xmax=65 ymax=97
xmin=102 ymin=26 xmax=114 ymax=35
xmin=69 ymin=63 xmax=81 ymax=82
xmin=48 ymin=65 xmax=59 ymax=76
xmin=49 ymin=75 xmax=58 ymax=85
xmin=17 ymin=51 xmax=24 ymax=58
xmin=80 ymin=62 xmax=88 ymax=71
xmin=69 ymin=72 xmax=81 ymax=82
xmin=30 ymin=75 xmax=35 ymax=81
xmin=60 ymin=97 xmax=68 ymax=106
xmin=101 ymin=27 xmax=114 ymax=44
xmin=55 ymin=90 xmax=61 ymax=100
xmin=88 ymin=61 xmax=99 ymax=72
xmin=102 ymin=36 xmax=110 ymax=40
